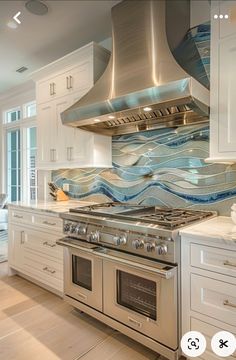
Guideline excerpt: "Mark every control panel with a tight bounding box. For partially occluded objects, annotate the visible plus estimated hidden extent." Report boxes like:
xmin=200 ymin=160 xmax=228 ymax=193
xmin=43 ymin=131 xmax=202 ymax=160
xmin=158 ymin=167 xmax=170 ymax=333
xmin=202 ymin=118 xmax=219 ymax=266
xmin=63 ymin=220 xmax=174 ymax=261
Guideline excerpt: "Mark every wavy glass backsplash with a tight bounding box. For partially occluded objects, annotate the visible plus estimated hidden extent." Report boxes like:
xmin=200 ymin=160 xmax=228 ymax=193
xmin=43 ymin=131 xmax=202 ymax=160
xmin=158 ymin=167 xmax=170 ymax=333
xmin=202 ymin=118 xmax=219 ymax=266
xmin=52 ymin=124 xmax=236 ymax=215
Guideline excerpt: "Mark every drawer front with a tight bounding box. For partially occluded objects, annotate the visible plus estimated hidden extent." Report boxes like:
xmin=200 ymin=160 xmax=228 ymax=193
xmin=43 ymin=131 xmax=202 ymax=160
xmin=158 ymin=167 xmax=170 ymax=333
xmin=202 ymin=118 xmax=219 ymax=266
xmin=24 ymin=229 xmax=63 ymax=261
xmin=23 ymin=251 xmax=63 ymax=292
xmin=191 ymin=274 xmax=236 ymax=327
xmin=190 ymin=317 xmax=236 ymax=360
xmin=32 ymin=213 xmax=62 ymax=232
xmin=10 ymin=209 xmax=32 ymax=224
xmin=191 ymin=244 xmax=236 ymax=277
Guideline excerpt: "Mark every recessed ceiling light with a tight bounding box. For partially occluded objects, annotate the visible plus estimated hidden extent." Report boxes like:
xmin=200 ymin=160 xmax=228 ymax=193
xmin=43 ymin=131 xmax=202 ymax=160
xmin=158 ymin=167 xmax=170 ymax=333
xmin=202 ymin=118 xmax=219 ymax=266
xmin=94 ymin=118 xmax=100 ymax=123
xmin=143 ymin=107 xmax=152 ymax=112
xmin=108 ymin=115 xmax=115 ymax=119
xmin=7 ymin=21 xmax=18 ymax=29
xmin=25 ymin=0 xmax=48 ymax=15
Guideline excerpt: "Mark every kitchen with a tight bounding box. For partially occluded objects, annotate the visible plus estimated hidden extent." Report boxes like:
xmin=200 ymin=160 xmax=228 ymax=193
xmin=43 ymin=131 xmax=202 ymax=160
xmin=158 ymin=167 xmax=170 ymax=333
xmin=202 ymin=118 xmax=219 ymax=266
xmin=0 ymin=0 xmax=236 ymax=359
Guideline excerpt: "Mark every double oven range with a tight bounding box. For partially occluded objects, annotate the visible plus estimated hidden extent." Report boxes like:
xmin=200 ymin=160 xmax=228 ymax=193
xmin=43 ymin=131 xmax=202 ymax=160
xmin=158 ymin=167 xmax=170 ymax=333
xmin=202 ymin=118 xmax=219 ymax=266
xmin=57 ymin=203 xmax=216 ymax=360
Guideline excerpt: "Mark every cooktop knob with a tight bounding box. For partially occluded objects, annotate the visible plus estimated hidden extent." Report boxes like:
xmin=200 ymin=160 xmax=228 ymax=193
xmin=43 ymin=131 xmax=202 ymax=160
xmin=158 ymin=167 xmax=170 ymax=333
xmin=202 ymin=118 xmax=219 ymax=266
xmin=156 ymin=244 xmax=168 ymax=255
xmin=132 ymin=239 xmax=144 ymax=249
xmin=89 ymin=231 xmax=100 ymax=242
xmin=144 ymin=242 xmax=155 ymax=252
xmin=70 ymin=224 xmax=76 ymax=233
xmin=113 ymin=235 xmax=127 ymax=246
xmin=63 ymin=223 xmax=70 ymax=233
xmin=75 ymin=224 xmax=87 ymax=235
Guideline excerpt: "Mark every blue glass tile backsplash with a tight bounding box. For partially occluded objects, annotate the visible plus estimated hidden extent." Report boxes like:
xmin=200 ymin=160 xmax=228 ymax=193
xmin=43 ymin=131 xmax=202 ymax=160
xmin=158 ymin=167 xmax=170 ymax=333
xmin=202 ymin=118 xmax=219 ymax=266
xmin=52 ymin=125 xmax=236 ymax=215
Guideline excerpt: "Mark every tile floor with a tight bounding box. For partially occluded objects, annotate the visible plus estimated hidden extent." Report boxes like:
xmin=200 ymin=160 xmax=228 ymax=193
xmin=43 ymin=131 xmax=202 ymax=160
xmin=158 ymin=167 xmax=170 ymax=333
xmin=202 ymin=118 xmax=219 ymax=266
xmin=0 ymin=262 xmax=171 ymax=360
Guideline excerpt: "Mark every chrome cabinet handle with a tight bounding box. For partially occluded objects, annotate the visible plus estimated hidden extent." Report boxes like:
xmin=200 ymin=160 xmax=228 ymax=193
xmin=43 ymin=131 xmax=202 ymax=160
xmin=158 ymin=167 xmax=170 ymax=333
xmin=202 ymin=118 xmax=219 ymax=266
xmin=223 ymin=300 xmax=236 ymax=309
xmin=52 ymin=82 xmax=56 ymax=95
xmin=66 ymin=147 xmax=73 ymax=161
xmin=66 ymin=76 xmax=69 ymax=90
xmin=50 ymin=149 xmax=56 ymax=162
xmin=14 ymin=214 xmax=23 ymax=219
xmin=49 ymin=83 xmax=52 ymax=96
xmin=223 ymin=260 xmax=236 ymax=268
xmin=76 ymin=292 xmax=87 ymax=300
xmin=20 ymin=231 xmax=25 ymax=244
xmin=43 ymin=266 xmax=56 ymax=274
xmin=128 ymin=317 xmax=142 ymax=328
xmin=43 ymin=241 xmax=56 ymax=247
xmin=69 ymin=75 xmax=73 ymax=89
xmin=43 ymin=221 xmax=56 ymax=226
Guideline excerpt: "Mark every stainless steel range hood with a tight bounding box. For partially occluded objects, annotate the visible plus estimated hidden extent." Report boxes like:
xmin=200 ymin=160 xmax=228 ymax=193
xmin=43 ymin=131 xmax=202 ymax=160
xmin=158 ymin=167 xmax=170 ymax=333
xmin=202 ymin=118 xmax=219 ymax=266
xmin=61 ymin=0 xmax=209 ymax=136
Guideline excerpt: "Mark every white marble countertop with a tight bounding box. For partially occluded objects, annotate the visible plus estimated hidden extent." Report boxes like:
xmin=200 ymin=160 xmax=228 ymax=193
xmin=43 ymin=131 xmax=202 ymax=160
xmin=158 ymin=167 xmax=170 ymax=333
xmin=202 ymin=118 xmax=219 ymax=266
xmin=180 ymin=216 xmax=236 ymax=245
xmin=8 ymin=199 xmax=96 ymax=214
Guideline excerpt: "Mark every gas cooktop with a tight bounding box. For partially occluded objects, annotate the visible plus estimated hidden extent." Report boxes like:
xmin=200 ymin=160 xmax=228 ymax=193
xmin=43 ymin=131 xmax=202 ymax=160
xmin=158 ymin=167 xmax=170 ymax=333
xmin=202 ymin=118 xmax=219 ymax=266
xmin=69 ymin=202 xmax=216 ymax=230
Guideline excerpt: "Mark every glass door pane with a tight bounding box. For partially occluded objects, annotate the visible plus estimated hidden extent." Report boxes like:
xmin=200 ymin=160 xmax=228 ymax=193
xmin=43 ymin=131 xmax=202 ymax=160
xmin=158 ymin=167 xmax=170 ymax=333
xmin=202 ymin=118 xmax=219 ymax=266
xmin=26 ymin=127 xmax=37 ymax=200
xmin=7 ymin=129 xmax=21 ymax=201
xmin=72 ymin=255 xmax=92 ymax=290
xmin=117 ymin=270 xmax=157 ymax=320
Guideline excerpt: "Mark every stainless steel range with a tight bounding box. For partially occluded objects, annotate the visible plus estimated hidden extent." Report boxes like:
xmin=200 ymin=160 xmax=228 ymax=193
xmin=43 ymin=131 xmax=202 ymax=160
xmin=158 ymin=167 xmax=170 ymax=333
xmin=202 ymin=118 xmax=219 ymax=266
xmin=57 ymin=203 xmax=216 ymax=360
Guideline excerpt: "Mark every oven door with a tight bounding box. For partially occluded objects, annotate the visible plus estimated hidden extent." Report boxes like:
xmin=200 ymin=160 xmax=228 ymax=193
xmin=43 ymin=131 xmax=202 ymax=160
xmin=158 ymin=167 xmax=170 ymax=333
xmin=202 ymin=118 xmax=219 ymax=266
xmin=100 ymin=250 xmax=178 ymax=350
xmin=58 ymin=238 xmax=103 ymax=311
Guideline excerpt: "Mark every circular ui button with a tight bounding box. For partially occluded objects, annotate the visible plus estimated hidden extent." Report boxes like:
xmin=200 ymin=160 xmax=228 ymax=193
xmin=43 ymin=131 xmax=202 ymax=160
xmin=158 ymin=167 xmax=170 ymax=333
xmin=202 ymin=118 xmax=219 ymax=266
xmin=181 ymin=331 xmax=206 ymax=358
xmin=211 ymin=331 xmax=236 ymax=357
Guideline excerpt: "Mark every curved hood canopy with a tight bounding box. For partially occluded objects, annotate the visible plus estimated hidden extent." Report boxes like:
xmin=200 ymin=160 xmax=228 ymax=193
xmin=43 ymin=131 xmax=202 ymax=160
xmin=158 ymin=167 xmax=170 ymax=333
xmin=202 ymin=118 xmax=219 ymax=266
xmin=61 ymin=0 xmax=209 ymax=136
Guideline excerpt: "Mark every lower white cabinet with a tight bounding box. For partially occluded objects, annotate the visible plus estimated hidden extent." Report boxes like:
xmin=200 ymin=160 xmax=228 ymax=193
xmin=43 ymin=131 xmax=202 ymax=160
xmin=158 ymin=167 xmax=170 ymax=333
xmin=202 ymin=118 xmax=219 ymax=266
xmin=181 ymin=234 xmax=236 ymax=360
xmin=8 ymin=207 xmax=63 ymax=295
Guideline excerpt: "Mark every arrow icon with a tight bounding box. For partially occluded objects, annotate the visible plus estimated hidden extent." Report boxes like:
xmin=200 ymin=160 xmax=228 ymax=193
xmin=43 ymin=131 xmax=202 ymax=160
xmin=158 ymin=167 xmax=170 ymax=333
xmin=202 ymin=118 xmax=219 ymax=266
xmin=13 ymin=11 xmax=21 ymax=24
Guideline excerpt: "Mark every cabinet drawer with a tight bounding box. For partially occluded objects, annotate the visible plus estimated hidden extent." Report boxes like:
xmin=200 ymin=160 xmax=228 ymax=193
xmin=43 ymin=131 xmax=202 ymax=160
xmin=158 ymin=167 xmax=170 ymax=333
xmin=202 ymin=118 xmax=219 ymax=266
xmin=190 ymin=317 xmax=236 ymax=360
xmin=24 ymin=230 xmax=63 ymax=261
xmin=191 ymin=244 xmax=236 ymax=277
xmin=10 ymin=209 xmax=32 ymax=224
xmin=32 ymin=213 xmax=62 ymax=232
xmin=191 ymin=274 xmax=236 ymax=327
xmin=23 ymin=251 xmax=63 ymax=292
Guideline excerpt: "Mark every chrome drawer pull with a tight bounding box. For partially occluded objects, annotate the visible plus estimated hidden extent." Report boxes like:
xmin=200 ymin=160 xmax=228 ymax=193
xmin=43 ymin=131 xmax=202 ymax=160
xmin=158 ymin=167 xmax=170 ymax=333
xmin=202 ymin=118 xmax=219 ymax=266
xmin=43 ymin=266 xmax=56 ymax=274
xmin=43 ymin=221 xmax=56 ymax=226
xmin=223 ymin=260 xmax=236 ymax=268
xmin=223 ymin=300 xmax=236 ymax=309
xmin=43 ymin=241 xmax=56 ymax=248
xmin=128 ymin=317 xmax=142 ymax=328
xmin=14 ymin=214 xmax=23 ymax=219
xmin=76 ymin=292 xmax=87 ymax=300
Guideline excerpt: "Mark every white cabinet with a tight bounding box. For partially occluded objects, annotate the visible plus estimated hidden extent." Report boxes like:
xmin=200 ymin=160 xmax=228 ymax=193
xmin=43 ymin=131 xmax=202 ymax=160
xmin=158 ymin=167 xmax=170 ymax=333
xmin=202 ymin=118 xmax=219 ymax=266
xmin=32 ymin=42 xmax=112 ymax=170
xmin=208 ymin=1 xmax=236 ymax=162
xmin=181 ymin=233 xmax=236 ymax=359
xmin=8 ymin=206 xmax=64 ymax=295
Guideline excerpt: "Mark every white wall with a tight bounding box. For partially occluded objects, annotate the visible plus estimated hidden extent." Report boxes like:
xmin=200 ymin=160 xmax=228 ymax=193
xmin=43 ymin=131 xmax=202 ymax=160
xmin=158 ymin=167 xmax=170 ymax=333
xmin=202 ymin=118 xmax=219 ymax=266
xmin=190 ymin=0 xmax=210 ymax=27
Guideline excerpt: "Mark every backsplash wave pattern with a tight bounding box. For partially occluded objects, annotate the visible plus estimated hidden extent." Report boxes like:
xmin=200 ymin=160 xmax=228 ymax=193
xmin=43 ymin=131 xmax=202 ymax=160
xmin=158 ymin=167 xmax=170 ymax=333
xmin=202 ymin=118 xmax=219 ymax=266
xmin=52 ymin=125 xmax=236 ymax=215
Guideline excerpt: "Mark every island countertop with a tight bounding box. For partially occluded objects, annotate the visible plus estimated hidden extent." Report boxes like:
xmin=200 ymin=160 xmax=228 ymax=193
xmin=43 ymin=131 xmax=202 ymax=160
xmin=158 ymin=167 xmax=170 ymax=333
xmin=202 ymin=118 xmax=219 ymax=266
xmin=8 ymin=199 xmax=96 ymax=214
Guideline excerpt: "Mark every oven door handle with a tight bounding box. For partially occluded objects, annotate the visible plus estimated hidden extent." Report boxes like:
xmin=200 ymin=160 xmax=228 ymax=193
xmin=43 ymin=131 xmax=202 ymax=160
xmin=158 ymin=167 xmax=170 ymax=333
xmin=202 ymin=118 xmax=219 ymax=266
xmin=56 ymin=238 xmax=95 ymax=253
xmin=92 ymin=249 xmax=176 ymax=279
xmin=56 ymin=238 xmax=176 ymax=280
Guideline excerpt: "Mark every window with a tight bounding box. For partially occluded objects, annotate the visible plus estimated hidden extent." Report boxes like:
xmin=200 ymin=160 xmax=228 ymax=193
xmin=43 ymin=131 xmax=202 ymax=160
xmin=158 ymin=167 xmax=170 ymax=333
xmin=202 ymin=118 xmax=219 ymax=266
xmin=7 ymin=129 xmax=21 ymax=201
xmin=27 ymin=127 xmax=37 ymax=200
xmin=5 ymin=108 xmax=21 ymax=123
xmin=24 ymin=102 xmax=36 ymax=118
xmin=3 ymin=101 xmax=37 ymax=202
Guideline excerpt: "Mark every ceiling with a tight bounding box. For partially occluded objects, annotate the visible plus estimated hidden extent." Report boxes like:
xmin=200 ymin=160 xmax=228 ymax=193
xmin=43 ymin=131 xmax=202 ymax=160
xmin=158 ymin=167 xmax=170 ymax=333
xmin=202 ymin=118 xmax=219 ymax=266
xmin=0 ymin=0 xmax=120 ymax=94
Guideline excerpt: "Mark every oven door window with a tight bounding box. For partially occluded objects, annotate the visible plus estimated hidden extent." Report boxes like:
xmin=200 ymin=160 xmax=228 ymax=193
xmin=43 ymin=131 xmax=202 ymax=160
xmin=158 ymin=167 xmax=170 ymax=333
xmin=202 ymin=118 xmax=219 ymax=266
xmin=117 ymin=270 xmax=157 ymax=320
xmin=72 ymin=255 xmax=92 ymax=291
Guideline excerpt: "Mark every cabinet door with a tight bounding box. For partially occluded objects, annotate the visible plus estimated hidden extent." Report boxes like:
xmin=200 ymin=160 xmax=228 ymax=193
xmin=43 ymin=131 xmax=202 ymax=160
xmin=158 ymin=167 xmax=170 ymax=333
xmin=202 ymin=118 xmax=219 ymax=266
xmin=36 ymin=79 xmax=57 ymax=104
xmin=8 ymin=224 xmax=25 ymax=270
xmin=37 ymin=102 xmax=57 ymax=168
xmin=218 ymin=35 xmax=236 ymax=152
xmin=58 ymin=89 xmax=92 ymax=167
xmin=66 ymin=61 xmax=93 ymax=93
xmin=220 ymin=1 xmax=236 ymax=38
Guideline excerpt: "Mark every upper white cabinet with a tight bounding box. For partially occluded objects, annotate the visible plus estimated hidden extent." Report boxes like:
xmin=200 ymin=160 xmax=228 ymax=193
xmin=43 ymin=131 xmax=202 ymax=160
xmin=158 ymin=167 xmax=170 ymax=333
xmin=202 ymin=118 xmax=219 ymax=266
xmin=208 ymin=1 xmax=236 ymax=162
xmin=31 ymin=42 xmax=112 ymax=170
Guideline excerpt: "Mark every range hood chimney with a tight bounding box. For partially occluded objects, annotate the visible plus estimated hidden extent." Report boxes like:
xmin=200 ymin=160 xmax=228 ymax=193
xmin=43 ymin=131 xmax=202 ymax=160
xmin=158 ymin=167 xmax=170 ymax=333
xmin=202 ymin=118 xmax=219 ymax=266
xmin=61 ymin=0 xmax=209 ymax=136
